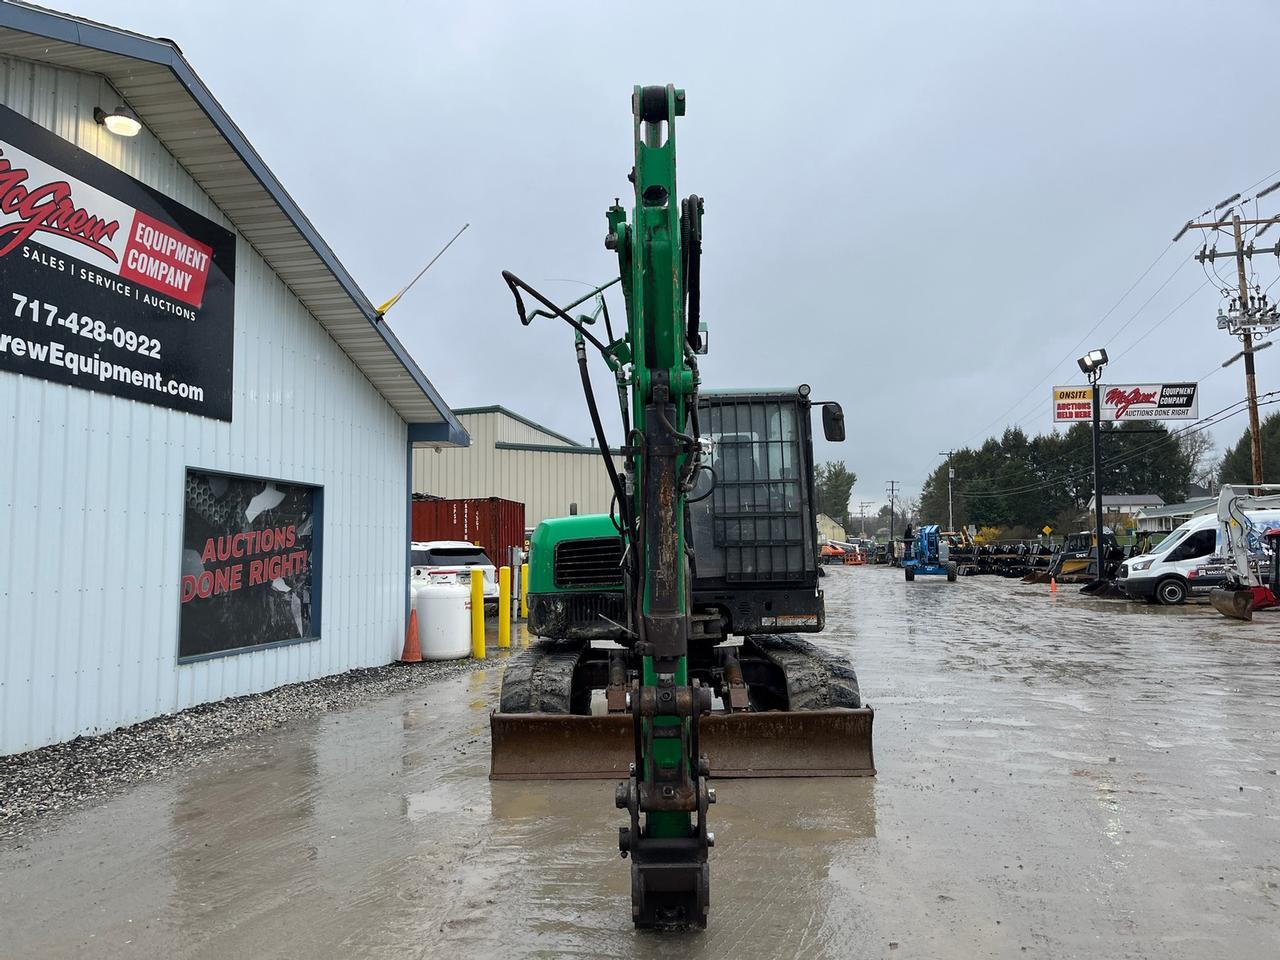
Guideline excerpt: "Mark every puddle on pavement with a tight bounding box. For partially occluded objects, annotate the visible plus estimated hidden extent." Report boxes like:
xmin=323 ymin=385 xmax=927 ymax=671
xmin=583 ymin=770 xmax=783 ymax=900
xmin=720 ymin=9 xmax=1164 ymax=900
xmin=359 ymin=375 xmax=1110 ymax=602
xmin=3 ymin=566 xmax=1279 ymax=959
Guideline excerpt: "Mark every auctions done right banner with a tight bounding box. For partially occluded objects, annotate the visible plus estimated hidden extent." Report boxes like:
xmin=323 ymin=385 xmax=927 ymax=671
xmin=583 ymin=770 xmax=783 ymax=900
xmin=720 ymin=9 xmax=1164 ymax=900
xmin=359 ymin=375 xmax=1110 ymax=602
xmin=0 ymin=103 xmax=236 ymax=420
xmin=1053 ymin=382 xmax=1199 ymax=423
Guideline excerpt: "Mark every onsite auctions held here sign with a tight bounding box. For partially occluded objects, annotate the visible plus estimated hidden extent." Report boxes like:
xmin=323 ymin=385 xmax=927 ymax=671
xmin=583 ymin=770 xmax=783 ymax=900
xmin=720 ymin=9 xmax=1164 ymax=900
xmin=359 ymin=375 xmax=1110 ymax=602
xmin=0 ymin=103 xmax=235 ymax=419
xmin=1052 ymin=382 xmax=1199 ymax=423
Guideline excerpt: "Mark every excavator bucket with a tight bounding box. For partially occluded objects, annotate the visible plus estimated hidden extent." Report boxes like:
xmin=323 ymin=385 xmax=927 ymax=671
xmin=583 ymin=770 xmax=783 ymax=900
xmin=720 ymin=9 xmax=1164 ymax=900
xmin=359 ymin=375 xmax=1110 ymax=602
xmin=1210 ymin=585 xmax=1277 ymax=621
xmin=490 ymin=708 xmax=876 ymax=780
xmin=1211 ymin=587 xmax=1255 ymax=621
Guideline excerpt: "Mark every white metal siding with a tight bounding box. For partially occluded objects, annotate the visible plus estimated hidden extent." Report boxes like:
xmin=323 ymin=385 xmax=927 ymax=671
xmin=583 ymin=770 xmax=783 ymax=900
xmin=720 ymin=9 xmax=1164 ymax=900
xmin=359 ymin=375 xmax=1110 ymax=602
xmin=0 ymin=57 xmax=408 ymax=754
xmin=414 ymin=411 xmax=619 ymax=526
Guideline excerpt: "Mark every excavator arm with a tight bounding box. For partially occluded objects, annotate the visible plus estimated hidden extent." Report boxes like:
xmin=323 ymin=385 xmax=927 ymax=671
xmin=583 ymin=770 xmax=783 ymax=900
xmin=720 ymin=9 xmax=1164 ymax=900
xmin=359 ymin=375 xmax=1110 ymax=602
xmin=498 ymin=84 xmax=713 ymax=927
xmin=608 ymin=83 xmax=714 ymax=929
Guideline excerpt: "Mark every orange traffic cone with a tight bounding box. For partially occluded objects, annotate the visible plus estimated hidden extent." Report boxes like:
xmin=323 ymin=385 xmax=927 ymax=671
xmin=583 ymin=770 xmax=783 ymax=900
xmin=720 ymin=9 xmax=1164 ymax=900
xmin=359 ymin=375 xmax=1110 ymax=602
xmin=399 ymin=608 xmax=423 ymax=663
xmin=1050 ymin=576 xmax=1058 ymax=593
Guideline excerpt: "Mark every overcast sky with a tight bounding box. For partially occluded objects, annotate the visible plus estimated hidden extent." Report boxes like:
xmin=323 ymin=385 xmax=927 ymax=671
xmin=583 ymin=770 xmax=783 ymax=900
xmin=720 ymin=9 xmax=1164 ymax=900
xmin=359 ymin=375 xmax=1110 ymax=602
xmin=74 ymin=0 xmax=1280 ymax=509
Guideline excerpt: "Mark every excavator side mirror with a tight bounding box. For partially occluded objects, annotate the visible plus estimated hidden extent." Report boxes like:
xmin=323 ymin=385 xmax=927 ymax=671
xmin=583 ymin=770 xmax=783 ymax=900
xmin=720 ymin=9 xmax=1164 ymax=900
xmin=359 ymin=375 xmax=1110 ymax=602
xmin=822 ymin=402 xmax=846 ymax=442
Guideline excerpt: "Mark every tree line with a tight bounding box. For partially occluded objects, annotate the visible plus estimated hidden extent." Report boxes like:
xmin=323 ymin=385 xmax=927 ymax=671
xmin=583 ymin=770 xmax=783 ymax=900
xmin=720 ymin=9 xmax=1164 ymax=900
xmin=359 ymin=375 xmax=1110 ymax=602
xmin=917 ymin=420 xmax=1214 ymax=537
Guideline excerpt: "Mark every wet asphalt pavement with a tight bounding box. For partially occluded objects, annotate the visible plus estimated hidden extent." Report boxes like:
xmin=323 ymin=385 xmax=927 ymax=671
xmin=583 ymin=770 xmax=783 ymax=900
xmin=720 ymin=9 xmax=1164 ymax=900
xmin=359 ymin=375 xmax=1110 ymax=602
xmin=2 ymin=566 xmax=1279 ymax=959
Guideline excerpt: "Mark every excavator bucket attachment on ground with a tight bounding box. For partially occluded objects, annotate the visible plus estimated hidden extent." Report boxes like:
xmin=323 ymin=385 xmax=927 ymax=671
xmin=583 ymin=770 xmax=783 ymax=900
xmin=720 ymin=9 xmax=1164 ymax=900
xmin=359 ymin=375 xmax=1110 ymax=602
xmin=1211 ymin=587 xmax=1255 ymax=621
xmin=1210 ymin=585 xmax=1276 ymax=621
xmin=490 ymin=708 xmax=876 ymax=780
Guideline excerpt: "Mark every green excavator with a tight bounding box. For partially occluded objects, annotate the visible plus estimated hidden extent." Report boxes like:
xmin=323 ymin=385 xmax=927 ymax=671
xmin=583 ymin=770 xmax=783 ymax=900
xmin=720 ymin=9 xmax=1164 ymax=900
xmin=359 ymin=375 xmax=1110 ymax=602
xmin=496 ymin=85 xmax=874 ymax=929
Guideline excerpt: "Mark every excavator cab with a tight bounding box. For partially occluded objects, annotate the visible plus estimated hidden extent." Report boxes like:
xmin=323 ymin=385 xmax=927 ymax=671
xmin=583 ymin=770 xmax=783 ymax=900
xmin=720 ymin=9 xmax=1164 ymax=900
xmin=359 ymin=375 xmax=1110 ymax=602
xmin=493 ymin=386 xmax=874 ymax=780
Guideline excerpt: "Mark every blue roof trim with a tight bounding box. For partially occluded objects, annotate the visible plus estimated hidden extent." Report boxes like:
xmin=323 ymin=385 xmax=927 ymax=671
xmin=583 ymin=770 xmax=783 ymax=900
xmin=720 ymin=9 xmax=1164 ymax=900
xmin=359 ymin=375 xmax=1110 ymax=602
xmin=409 ymin=421 xmax=470 ymax=447
xmin=0 ymin=2 xmax=468 ymax=445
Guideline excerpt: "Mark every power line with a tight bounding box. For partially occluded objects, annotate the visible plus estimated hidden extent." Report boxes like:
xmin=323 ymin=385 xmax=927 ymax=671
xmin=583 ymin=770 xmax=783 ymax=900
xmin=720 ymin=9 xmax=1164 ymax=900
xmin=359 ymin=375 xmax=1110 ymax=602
xmin=954 ymin=393 xmax=1270 ymax=500
xmin=960 ymin=392 xmax=1257 ymax=498
xmin=958 ymin=243 xmax=1178 ymax=446
xmin=1108 ymin=277 xmax=1211 ymax=365
xmin=944 ymin=355 xmax=1226 ymax=491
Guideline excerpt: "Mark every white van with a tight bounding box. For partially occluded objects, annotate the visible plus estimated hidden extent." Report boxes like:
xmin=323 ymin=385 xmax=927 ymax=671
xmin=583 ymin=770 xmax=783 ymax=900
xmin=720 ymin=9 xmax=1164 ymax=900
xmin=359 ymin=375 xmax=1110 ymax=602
xmin=1118 ymin=508 xmax=1280 ymax=604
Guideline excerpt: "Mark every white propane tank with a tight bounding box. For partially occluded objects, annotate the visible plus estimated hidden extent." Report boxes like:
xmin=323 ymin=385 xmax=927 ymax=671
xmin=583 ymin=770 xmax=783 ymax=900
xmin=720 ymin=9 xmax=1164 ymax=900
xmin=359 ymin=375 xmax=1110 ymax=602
xmin=415 ymin=572 xmax=472 ymax=660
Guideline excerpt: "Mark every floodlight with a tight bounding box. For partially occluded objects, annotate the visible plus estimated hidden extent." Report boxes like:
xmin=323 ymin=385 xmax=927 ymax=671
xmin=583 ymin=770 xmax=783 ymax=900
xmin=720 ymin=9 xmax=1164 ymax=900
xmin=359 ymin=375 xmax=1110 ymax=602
xmin=1076 ymin=348 xmax=1108 ymax=375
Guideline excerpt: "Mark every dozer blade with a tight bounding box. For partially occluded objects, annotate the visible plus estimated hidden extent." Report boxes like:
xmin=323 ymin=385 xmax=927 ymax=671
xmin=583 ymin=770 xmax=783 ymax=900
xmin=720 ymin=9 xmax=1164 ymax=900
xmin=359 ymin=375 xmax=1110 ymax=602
xmin=489 ymin=708 xmax=875 ymax=780
xmin=1211 ymin=587 xmax=1256 ymax=621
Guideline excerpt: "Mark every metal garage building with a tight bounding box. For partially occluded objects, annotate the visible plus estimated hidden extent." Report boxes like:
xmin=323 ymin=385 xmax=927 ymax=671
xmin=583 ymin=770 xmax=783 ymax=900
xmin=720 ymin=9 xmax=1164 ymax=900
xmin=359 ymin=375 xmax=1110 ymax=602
xmin=414 ymin=405 xmax=620 ymax=527
xmin=0 ymin=6 xmax=467 ymax=754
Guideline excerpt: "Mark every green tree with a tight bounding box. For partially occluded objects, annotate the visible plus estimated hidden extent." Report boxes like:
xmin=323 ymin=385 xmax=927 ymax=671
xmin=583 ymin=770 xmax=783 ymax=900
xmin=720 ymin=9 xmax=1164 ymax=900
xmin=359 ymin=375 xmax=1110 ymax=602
xmin=924 ymin=417 xmax=1192 ymax=534
xmin=1219 ymin=412 xmax=1280 ymax=484
xmin=814 ymin=461 xmax=856 ymax=529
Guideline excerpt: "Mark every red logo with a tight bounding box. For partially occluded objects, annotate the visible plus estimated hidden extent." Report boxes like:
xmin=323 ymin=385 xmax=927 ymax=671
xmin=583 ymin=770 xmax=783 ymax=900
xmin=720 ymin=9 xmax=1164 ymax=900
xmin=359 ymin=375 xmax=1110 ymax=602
xmin=1105 ymin=387 xmax=1157 ymax=418
xmin=120 ymin=210 xmax=212 ymax=308
xmin=0 ymin=148 xmax=120 ymax=259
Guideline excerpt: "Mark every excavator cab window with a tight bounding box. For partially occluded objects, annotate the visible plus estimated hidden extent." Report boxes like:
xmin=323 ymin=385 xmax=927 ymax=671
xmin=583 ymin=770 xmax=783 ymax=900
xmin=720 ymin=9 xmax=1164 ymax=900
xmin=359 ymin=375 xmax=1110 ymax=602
xmin=697 ymin=397 xmax=809 ymax=581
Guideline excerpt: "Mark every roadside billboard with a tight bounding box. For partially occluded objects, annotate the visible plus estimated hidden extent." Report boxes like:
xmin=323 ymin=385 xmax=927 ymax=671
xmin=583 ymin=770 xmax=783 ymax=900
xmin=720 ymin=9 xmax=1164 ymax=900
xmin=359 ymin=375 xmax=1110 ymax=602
xmin=1052 ymin=382 xmax=1198 ymax=423
xmin=0 ymin=103 xmax=236 ymax=420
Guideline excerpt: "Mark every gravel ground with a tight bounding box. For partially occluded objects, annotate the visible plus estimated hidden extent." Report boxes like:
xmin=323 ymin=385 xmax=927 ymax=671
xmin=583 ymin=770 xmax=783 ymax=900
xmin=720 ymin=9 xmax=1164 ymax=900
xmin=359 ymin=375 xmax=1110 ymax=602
xmin=0 ymin=657 xmax=485 ymax=841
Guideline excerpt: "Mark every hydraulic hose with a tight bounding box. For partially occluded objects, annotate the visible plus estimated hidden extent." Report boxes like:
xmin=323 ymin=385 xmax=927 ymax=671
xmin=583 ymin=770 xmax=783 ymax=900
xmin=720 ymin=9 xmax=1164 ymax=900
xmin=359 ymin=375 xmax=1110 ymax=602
xmin=681 ymin=195 xmax=703 ymax=351
xmin=577 ymin=336 xmax=631 ymax=535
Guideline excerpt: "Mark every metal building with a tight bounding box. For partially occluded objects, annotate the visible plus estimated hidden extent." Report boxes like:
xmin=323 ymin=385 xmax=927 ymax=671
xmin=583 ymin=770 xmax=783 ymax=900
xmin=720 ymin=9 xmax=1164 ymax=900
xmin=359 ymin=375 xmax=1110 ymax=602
xmin=0 ymin=6 xmax=467 ymax=754
xmin=414 ymin=406 xmax=619 ymax=527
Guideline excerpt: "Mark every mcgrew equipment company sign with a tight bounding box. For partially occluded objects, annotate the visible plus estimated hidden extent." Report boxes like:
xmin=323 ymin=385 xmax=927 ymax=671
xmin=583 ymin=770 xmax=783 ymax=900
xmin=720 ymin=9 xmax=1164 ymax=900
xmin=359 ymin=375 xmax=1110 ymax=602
xmin=1052 ymin=382 xmax=1199 ymax=423
xmin=0 ymin=103 xmax=235 ymax=420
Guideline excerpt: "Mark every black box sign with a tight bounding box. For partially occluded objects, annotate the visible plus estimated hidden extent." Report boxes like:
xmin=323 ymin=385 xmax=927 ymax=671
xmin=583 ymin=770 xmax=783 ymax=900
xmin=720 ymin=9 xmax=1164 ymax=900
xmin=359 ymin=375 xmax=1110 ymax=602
xmin=0 ymin=103 xmax=235 ymax=420
xmin=179 ymin=470 xmax=320 ymax=660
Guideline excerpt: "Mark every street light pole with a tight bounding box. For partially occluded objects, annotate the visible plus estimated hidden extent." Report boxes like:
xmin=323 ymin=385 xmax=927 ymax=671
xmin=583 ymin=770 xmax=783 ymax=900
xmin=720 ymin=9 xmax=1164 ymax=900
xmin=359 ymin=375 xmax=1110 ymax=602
xmin=1079 ymin=348 xmax=1109 ymax=582
xmin=1090 ymin=373 xmax=1105 ymax=578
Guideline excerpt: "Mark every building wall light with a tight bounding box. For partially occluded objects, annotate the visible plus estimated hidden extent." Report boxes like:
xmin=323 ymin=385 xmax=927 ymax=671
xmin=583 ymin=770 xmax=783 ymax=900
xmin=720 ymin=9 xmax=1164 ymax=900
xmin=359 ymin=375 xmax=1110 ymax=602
xmin=93 ymin=105 xmax=141 ymax=137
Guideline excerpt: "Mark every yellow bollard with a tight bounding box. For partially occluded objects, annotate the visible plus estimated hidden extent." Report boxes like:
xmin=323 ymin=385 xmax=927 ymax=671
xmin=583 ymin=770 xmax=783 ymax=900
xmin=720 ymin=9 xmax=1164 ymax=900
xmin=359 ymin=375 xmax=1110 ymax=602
xmin=498 ymin=566 xmax=511 ymax=648
xmin=520 ymin=562 xmax=529 ymax=619
xmin=470 ymin=567 xmax=486 ymax=660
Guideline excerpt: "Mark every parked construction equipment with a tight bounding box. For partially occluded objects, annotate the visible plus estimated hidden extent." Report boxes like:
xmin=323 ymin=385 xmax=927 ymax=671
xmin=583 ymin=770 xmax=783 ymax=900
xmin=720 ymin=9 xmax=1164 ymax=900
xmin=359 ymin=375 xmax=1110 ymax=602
xmin=1202 ymin=485 xmax=1280 ymax=620
xmin=902 ymin=524 xmax=959 ymax=582
xmin=494 ymin=87 xmax=873 ymax=929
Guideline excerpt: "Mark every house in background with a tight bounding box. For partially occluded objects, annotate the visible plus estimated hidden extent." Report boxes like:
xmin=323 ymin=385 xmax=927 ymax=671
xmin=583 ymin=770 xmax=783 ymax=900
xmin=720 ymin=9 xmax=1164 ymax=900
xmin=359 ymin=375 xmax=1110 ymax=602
xmin=1086 ymin=494 xmax=1165 ymax=517
xmin=1134 ymin=497 xmax=1216 ymax=534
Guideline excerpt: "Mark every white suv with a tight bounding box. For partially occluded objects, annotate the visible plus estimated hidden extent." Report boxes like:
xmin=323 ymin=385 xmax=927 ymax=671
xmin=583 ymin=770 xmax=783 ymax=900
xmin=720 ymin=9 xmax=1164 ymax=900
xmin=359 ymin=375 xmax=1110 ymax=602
xmin=411 ymin=540 xmax=498 ymax=604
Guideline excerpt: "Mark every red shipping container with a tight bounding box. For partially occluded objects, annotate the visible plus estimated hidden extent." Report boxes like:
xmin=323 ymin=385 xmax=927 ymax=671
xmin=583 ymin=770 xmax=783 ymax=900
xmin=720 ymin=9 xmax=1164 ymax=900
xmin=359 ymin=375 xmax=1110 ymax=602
xmin=411 ymin=497 xmax=526 ymax=567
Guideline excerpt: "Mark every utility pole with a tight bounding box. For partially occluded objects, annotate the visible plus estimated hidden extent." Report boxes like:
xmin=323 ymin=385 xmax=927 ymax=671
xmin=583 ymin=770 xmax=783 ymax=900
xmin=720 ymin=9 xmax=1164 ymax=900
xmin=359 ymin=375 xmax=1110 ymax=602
xmin=1179 ymin=197 xmax=1280 ymax=485
xmin=1233 ymin=212 xmax=1264 ymax=485
xmin=938 ymin=450 xmax=955 ymax=530
xmin=858 ymin=500 xmax=874 ymax=538
xmin=886 ymin=481 xmax=899 ymax=544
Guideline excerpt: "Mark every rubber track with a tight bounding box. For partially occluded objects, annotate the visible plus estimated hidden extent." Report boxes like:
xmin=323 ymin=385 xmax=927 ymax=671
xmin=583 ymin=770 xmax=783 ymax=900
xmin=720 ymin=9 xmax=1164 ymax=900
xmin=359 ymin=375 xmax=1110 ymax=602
xmin=745 ymin=634 xmax=862 ymax=710
xmin=499 ymin=640 xmax=586 ymax=714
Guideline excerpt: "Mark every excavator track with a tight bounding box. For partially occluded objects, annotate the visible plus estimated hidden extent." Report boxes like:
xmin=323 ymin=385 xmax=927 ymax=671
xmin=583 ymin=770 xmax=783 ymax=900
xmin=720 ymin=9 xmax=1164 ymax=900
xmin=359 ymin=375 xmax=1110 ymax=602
xmin=499 ymin=640 xmax=589 ymax=714
xmin=744 ymin=634 xmax=862 ymax=710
